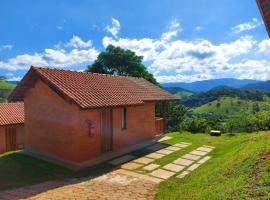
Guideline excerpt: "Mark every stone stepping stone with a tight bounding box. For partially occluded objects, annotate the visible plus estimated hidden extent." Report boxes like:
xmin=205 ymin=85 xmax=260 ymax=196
xmin=147 ymin=143 xmax=168 ymax=151
xmin=176 ymin=170 xmax=190 ymax=179
xmin=163 ymin=163 xmax=185 ymax=172
xmin=109 ymin=155 xmax=136 ymax=165
xmin=180 ymin=142 xmax=192 ymax=145
xmin=121 ymin=162 xmax=143 ymax=170
xmin=190 ymin=150 xmax=208 ymax=156
xmin=203 ymin=145 xmax=215 ymax=149
xmin=143 ymin=163 xmax=160 ymax=171
xmin=173 ymin=143 xmax=189 ymax=148
xmin=182 ymin=154 xmax=201 ymax=161
xmin=158 ymin=136 xmax=172 ymax=142
xmin=134 ymin=157 xmax=154 ymax=165
xmin=165 ymin=146 xmax=181 ymax=151
xmin=197 ymin=156 xmax=211 ymax=164
xmin=146 ymin=152 xmax=165 ymax=159
xmin=173 ymin=158 xmax=194 ymax=166
xmin=150 ymin=169 xmax=175 ymax=179
xmin=187 ymin=163 xmax=200 ymax=171
xmin=196 ymin=147 xmax=213 ymax=152
xmin=116 ymin=169 xmax=162 ymax=183
xmin=156 ymin=149 xmax=174 ymax=155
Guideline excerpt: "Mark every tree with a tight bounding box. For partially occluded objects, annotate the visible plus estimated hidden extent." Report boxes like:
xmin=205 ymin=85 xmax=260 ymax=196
xmin=86 ymin=45 xmax=159 ymax=85
xmin=166 ymin=104 xmax=188 ymax=132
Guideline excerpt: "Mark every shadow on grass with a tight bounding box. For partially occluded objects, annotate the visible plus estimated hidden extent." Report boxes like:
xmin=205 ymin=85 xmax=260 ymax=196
xmin=0 ymin=142 xmax=170 ymax=199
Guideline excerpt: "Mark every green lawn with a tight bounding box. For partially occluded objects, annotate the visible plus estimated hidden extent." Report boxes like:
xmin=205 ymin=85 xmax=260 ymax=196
xmin=0 ymin=132 xmax=269 ymax=199
xmin=156 ymin=132 xmax=270 ymax=199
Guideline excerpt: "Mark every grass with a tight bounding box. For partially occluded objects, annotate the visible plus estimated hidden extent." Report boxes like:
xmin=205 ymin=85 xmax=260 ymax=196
xmin=155 ymin=132 xmax=270 ymax=199
xmin=0 ymin=132 xmax=269 ymax=199
xmin=0 ymin=151 xmax=116 ymax=191
xmin=175 ymin=91 xmax=194 ymax=99
xmin=192 ymin=96 xmax=270 ymax=117
xmin=0 ymin=81 xmax=16 ymax=90
xmin=0 ymin=81 xmax=16 ymax=102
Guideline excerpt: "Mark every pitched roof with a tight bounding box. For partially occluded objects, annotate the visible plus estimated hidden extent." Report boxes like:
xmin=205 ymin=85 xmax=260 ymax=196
xmin=9 ymin=67 xmax=178 ymax=109
xmin=0 ymin=102 xmax=24 ymax=126
xmin=257 ymin=0 xmax=270 ymax=37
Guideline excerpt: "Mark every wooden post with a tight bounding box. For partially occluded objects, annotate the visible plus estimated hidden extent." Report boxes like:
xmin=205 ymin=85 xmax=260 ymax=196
xmin=161 ymin=101 xmax=168 ymax=134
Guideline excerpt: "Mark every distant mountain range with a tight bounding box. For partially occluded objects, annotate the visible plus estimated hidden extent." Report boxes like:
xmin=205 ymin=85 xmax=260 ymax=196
xmin=162 ymin=78 xmax=262 ymax=92
xmin=243 ymin=80 xmax=270 ymax=91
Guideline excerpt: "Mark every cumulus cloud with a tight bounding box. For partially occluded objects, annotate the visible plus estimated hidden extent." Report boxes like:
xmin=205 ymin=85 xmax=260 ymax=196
xmin=65 ymin=35 xmax=92 ymax=48
xmin=0 ymin=44 xmax=13 ymax=51
xmin=0 ymin=40 xmax=98 ymax=71
xmin=1 ymin=18 xmax=270 ymax=83
xmin=105 ymin=18 xmax=121 ymax=37
xmin=102 ymin=28 xmax=269 ymax=82
xmin=161 ymin=19 xmax=182 ymax=41
xmin=258 ymin=39 xmax=270 ymax=55
xmin=231 ymin=18 xmax=262 ymax=34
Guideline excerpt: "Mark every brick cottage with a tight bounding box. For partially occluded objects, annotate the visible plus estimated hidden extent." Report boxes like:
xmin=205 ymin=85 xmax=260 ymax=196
xmin=9 ymin=66 xmax=178 ymax=169
xmin=0 ymin=102 xmax=25 ymax=154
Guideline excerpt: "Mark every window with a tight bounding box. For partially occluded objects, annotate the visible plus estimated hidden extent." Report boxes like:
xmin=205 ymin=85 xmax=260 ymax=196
xmin=121 ymin=107 xmax=127 ymax=130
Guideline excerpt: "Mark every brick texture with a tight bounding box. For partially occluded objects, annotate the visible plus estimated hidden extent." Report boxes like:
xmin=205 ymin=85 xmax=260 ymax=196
xmin=24 ymin=80 xmax=158 ymax=164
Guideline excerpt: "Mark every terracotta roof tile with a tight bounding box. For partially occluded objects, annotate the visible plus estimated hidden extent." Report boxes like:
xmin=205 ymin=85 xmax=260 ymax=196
xmin=9 ymin=67 xmax=178 ymax=109
xmin=0 ymin=102 xmax=24 ymax=126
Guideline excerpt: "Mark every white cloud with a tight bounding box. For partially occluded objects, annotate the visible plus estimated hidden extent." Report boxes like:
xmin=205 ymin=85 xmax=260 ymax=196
xmin=161 ymin=19 xmax=182 ymax=41
xmin=102 ymin=29 xmax=268 ymax=82
xmin=231 ymin=18 xmax=262 ymax=34
xmin=1 ymin=20 xmax=270 ymax=83
xmin=65 ymin=35 xmax=92 ymax=48
xmin=105 ymin=18 xmax=121 ymax=37
xmin=0 ymin=44 xmax=13 ymax=51
xmin=258 ymin=39 xmax=270 ymax=55
xmin=0 ymin=40 xmax=98 ymax=71
xmin=195 ymin=26 xmax=201 ymax=31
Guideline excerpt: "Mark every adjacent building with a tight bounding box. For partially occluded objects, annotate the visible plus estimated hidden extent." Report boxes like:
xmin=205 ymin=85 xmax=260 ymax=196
xmin=9 ymin=66 xmax=177 ymax=169
xmin=0 ymin=102 xmax=25 ymax=154
xmin=257 ymin=0 xmax=270 ymax=37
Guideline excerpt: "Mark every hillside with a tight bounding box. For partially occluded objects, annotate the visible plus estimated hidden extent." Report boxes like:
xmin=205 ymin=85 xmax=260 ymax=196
xmin=192 ymin=96 xmax=270 ymax=117
xmin=243 ymin=80 xmax=270 ymax=91
xmin=0 ymin=81 xmax=16 ymax=102
xmin=0 ymin=81 xmax=16 ymax=90
xmin=180 ymin=86 xmax=270 ymax=108
xmin=164 ymin=87 xmax=194 ymax=98
xmin=162 ymin=78 xmax=260 ymax=92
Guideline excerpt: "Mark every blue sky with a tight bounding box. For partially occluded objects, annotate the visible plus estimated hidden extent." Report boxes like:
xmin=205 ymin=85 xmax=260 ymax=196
xmin=0 ymin=0 xmax=269 ymax=83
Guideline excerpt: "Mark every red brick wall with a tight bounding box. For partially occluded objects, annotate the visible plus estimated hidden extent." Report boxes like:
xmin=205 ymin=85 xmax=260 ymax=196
xmin=16 ymin=125 xmax=25 ymax=149
xmin=25 ymin=80 xmax=157 ymax=163
xmin=0 ymin=127 xmax=6 ymax=154
xmin=112 ymin=103 xmax=156 ymax=150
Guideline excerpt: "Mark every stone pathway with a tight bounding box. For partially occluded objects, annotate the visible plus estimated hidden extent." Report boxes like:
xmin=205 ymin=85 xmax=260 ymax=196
xmin=117 ymin=144 xmax=214 ymax=181
xmin=0 ymin=143 xmax=215 ymax=200
xmin=0 ymin=170 xmax=157 ymax=200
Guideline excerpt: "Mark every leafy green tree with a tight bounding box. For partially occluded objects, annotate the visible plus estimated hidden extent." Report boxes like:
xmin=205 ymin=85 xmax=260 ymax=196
xmin=86 ymin=45 xmax=159 ymax=85
xmin=166 ymin=104 xmax=188 ymax=132
xmin=180 ymin=117 xmax=210 ymax=133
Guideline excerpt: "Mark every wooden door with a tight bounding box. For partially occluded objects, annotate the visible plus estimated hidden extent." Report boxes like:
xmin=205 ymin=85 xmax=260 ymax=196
xmin=5 ymin=127 xmax=17 ymax=151
xmin=100 ymin=108 xmax=113 ymax=153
